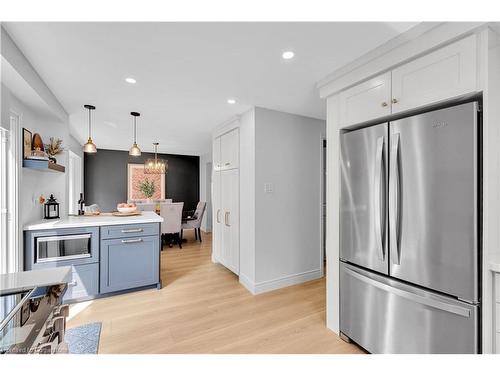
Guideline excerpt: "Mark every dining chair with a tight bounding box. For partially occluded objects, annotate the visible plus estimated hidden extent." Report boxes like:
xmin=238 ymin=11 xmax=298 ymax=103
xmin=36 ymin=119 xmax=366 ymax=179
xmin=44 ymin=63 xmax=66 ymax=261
xmin=181 ymin=201 xmax=206 ymax=243
xmin=160 ymin=202 xmax=184 ymax=249
xmin=136 ymin=202 xmax=156 ymax=212
xmin=128 ymin=199 xmax=146 ymax=204
xmin=155 ymin=198 xmax=173 ymax=204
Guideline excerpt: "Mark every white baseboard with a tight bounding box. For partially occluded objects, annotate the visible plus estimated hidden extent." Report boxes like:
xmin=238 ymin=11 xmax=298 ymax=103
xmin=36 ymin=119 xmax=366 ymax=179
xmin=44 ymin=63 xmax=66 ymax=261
xmin=239 ymin=273 xmax=255 ymax=294
xmin=239 ymin=269 xmax=323 ymax=295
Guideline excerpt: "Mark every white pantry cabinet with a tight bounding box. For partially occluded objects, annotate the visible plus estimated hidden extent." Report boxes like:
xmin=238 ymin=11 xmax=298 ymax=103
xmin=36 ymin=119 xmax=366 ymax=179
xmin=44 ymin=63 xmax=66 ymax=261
xmin=220 ymin=128 xmax=239 ymax=170
xmin=391 ymin=35 xmax=477 ymax=114
xmin=212 ymin=171 xmax=222 ymax=260
xmin=339 ymin=71 xmax=392 ymax=126
xmin=213 ymin=136 xmax=221 ymax=171
xmin=220 ymin=169 xmax=239 ymax=274
xmin=212 ymin=127 xmax=239 ymax=275
xmin=339 ymin=35 xmax=477 ymax=127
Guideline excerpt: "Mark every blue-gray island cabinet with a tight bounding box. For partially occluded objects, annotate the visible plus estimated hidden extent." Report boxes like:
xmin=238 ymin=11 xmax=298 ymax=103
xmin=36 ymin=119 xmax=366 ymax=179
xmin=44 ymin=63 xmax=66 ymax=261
xmin=23 ymin=212 xmax=163 ymax=303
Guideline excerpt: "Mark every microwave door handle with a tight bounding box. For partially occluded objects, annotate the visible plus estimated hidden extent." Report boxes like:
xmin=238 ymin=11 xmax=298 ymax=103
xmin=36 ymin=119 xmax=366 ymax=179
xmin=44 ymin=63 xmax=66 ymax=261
xmin=389 ymin=133 xmax=401 ymax=265
xmin=374 ymin=136 xmax=385 ymax=261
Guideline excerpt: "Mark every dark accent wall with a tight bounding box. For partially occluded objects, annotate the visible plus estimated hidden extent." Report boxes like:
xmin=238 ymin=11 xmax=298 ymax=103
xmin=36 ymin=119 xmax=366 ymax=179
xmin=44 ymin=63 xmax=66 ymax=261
xmin=84 ymin=149 xmax=199 ymax=212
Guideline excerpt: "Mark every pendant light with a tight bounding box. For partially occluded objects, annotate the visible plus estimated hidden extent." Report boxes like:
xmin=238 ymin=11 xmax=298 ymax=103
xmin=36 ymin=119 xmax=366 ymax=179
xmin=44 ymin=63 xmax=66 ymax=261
xmin=83 ymin=104 xmax=97 ymax=153
xmin=144 ymin=142 xmax=167 ymax=174
xmin=129 ymin=111 xmax=141 ymax=156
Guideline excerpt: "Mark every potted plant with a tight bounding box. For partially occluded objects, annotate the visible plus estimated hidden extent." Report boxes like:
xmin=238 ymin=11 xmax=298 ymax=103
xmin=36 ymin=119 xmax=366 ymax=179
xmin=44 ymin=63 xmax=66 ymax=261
xmin=45 ymin=137 xmax=64 ymax=163
xmin=138 ymin=178 xmax=155 ymax=201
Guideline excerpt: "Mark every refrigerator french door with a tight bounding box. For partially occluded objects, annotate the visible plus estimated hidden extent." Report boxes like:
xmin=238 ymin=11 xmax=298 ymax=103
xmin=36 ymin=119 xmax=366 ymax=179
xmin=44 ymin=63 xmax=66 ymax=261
xmin=339 ymin=101 xmax=480 ymax=354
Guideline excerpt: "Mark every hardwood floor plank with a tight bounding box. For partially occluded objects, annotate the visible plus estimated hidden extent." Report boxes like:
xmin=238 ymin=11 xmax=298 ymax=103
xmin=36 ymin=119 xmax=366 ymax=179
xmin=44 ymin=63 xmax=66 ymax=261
xmin=67 ymin=231 xmax=363 ymax=354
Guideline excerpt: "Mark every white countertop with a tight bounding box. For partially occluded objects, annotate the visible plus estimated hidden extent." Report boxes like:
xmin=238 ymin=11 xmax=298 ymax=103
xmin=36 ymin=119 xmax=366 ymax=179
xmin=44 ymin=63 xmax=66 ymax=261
xmin=24 ymin=211 xmax=163 ymax=231
xmin=0 ymin=267 xmax=72 ymax=295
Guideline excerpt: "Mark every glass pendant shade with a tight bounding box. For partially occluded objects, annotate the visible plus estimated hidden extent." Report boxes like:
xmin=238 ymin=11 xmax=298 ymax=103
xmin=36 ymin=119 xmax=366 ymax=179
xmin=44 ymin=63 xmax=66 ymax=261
xmin=129 ymin=111 xmax=142 ymax=156
xmin=144 ymin=143 xmax=168 ymax=174
xmin=83 ymin=138 xmax=97 ymax=153
xmin=83 ymin=104 xmax=97 ymax=153
xmin=129 ymin=143 xmax=141 ymax=156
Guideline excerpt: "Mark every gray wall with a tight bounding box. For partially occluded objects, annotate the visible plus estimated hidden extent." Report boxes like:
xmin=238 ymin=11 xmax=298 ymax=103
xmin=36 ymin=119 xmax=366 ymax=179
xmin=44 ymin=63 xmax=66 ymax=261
xmin=84 ymin=149 xmax=199 ymax=212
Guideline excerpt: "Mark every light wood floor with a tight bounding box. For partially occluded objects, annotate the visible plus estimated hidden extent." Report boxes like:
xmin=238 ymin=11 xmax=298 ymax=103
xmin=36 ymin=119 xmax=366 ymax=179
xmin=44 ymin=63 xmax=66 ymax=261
xmin=67 ymin=231 xmax=364 ymax=354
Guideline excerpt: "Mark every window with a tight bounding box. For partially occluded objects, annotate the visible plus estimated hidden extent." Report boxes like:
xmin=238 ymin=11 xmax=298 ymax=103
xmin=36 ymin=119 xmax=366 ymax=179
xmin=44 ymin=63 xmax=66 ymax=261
xmin=68 ymin=150 xmax=82 ymax=215
xmin=0 ymin=126 xmax=8 ymax=274
xmin=0 ymin=113 xmax=20 ymax=274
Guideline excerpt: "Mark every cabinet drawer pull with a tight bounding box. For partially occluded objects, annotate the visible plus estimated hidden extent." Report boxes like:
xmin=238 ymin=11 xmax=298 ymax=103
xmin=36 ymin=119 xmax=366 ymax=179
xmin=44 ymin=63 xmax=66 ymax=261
xmin=392 ymin=98 xmax=398 ymax=104
xmin=121 ymin=228 xmax=143 ymax=233
xmin=121 ymin=238 xmax=143 ymax=244
xmin=225 ymin=162 xmax=230 ymax=166
xmin=381 ymin=102 xmax=388 ymax=107
xmin=225 ymin=211 xmax=231 ymax=227
xmin=216 ymin=209 xmax=221 ymax=223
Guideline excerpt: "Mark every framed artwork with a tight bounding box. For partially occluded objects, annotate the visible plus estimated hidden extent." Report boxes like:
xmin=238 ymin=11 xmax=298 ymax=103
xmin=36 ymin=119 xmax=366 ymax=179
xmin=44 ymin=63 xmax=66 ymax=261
xmin=23 ymin=128 xmax=32 ymax=159
xmin=127 ymin=163 xmax=165 ymax=201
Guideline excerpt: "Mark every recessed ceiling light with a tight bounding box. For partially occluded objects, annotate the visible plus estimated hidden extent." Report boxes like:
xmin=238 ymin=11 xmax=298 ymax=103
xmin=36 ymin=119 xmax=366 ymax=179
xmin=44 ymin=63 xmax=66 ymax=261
xmin=125 ymin=77 xmax=136 ymax=84
xmin=227 ymin=99 xmax=236 ymax=104
xmin=282 ymin=51 xmax=295 ymax=60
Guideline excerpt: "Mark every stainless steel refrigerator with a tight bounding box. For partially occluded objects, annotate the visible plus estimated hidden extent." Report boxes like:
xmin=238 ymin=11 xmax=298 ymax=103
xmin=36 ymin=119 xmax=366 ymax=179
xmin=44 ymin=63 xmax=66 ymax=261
xmin=339 ymin=101 xmax=480 ymax=354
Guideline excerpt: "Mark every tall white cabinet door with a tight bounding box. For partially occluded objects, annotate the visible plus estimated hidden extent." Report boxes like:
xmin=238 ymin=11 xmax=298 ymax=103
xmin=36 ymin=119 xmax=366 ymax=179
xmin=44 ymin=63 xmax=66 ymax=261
xmin=220 ymin=128 xmax=239 ymax=170
xmin=391 ymin=35 xmax=477 ymax=114
xmin=339 ymin=71 xmax=391 ymax=127
xmin=213 ymin=137 xmax=222 ymax=171
xmin=221 ymin=169 xmax=239 ymax=275
xmin=211 ymin=171 xmax=222 ymax=262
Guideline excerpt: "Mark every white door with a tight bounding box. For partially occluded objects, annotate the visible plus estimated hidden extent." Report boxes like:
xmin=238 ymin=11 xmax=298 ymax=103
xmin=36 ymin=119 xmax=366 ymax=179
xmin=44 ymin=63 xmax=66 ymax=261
xmin=339 ymin=71 xmax=391 ymax=127
xmin=213 ymin=137 xmax=221 ymax=171
xmin=220 ymin=128 xmax=239 ymax=170
xmin=221 ymin=169 xmax=239 ymax=275
xmin=68 ymin=151 xmax=82 ymax=215
xmin=391 ymin=35 xmax=477 ymax=114
xmin=211 ymin=170 xmax=222 ymax=262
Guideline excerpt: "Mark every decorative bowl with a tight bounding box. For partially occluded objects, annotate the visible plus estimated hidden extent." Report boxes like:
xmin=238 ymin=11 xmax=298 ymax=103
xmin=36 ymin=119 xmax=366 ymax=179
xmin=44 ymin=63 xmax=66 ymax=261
xmin=117 ymin=206 xmax=137 ymax=213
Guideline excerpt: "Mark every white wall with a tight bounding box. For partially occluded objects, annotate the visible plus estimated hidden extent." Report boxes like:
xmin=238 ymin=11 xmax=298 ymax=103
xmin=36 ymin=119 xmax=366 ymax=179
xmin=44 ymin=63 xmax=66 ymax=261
xmin=239 ymin=108 xmax=256 ymax=284
xmin=238 ymin=107 xmax=326 ymax=293
xmin=1 ymin=26 xmax=83 ymax=270
xmin=199 ymin=151 xmax=212 ymax=232
xmin=254 ymin=107 xmax=325 ymax=288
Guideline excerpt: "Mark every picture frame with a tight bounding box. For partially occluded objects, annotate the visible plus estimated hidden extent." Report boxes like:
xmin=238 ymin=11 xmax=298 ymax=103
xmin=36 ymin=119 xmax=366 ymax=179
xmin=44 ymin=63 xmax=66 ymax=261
xmin=127 ymin=163 xmax=166 ymax=201
xmin=22 ymin=128 xmax=32 ymax=159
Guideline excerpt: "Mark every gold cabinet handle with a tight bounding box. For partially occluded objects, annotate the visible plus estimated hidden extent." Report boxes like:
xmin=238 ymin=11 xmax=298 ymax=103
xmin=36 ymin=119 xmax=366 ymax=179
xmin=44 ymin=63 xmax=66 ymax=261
xmin=381 ymin=102 xmax=388 ymax=107
xmin=392 ymin=98 xmax=398 ymax=104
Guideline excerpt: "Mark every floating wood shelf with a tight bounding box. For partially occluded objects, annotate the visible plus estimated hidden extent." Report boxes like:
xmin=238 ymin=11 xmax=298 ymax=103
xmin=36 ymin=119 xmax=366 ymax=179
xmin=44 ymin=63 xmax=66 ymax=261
xmin=23 ymin=159 xmax=65 ymax=173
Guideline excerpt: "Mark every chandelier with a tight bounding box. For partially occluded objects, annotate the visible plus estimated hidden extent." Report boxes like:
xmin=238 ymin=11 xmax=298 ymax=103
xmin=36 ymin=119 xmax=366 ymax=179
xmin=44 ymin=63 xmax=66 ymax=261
xmin=144 ymin=142 xmax=167 ymax=174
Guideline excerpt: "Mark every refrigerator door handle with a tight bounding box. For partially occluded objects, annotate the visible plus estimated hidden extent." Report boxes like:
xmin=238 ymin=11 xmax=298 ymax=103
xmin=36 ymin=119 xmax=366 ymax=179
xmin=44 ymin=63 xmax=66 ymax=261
xmin=389 ymin=133 xmax=401 ymax=265
xmin=374 ymin=136 xmax=385 ymax=261
xmin=343 ymin=265 xmax=472 ymax=318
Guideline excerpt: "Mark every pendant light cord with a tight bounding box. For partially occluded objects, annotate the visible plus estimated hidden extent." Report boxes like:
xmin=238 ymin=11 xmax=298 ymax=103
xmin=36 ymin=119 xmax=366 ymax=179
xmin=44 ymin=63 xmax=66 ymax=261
xmin=133 ymin=117 xmax=137 ymax=143
xmin=88 ymin=108 xmax=92 ymax=138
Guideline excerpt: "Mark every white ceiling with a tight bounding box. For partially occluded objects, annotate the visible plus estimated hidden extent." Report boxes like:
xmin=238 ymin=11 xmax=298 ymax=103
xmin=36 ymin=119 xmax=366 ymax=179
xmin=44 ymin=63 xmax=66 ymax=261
xmin=3 ymin=22 xmax=417 ymax=155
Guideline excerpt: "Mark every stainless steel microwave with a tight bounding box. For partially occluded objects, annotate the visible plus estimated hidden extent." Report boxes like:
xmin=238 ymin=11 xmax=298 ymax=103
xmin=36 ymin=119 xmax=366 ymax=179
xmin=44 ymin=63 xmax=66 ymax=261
xmin=35 ymin=233 xmax=92 ymax=263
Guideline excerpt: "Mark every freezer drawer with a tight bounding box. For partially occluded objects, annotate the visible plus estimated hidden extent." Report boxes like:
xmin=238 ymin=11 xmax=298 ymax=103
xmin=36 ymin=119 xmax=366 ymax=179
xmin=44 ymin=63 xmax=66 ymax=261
xmin=340 ymin=262 xmax=479 ymax=354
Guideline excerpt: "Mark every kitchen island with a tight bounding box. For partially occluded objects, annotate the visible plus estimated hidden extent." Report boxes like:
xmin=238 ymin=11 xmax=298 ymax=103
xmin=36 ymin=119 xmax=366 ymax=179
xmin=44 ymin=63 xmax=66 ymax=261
xmin=24 ymin=211 xmax=163 ymax=302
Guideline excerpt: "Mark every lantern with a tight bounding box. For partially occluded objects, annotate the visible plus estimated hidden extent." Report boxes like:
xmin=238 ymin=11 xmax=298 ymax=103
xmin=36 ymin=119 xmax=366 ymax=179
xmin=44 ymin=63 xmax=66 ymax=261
xmin=44 ymin=194 xmax=60 ymax=219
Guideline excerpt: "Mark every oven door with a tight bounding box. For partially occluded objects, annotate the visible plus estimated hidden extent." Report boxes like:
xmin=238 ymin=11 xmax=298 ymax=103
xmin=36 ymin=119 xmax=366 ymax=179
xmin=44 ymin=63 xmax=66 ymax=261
xmin=35 ymin=233 xmax=92 ymax=263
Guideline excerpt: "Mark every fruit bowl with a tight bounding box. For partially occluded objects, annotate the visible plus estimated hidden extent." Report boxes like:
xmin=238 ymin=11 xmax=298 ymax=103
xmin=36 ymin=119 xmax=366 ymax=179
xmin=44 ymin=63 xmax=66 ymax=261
xmin=117 ymin=203 xmax=137 ymax=213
